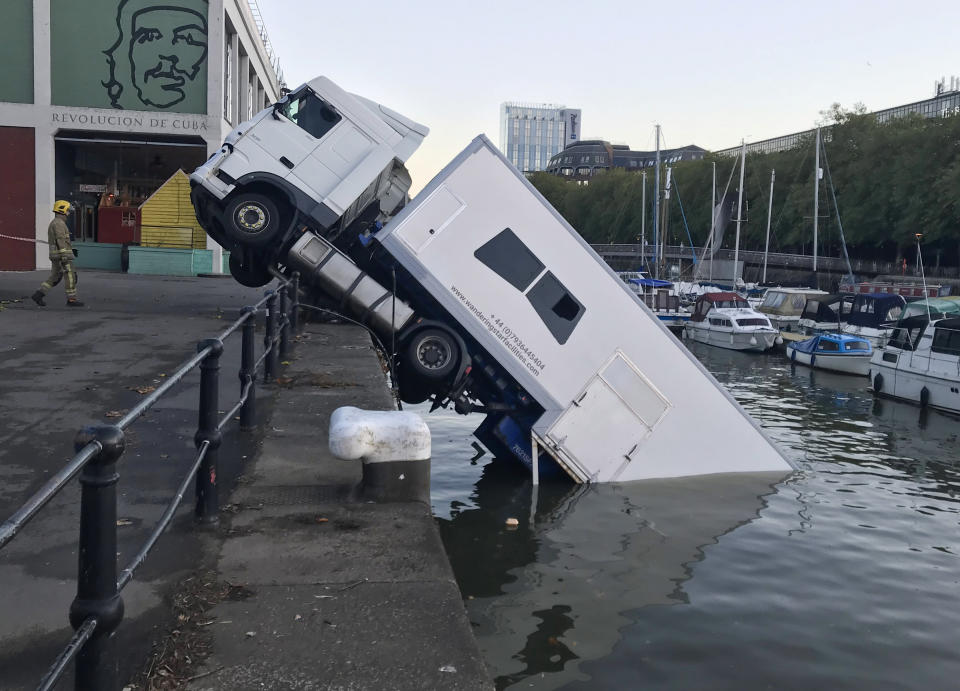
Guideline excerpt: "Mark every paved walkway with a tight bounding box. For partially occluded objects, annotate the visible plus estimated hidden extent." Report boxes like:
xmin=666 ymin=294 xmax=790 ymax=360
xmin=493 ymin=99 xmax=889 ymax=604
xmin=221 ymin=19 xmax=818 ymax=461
xmin=0 ymin=270 xmax=265 ymax=688
xmin=0 ymin=270 xmax=489 ymax=689
xmin=187 ymin=321 xmax=489 ymax=690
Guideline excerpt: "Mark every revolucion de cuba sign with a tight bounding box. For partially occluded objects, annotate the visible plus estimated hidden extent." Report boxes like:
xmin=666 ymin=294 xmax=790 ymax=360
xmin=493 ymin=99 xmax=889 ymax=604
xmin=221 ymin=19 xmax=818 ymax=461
xmin=50 ymin=110 xmax=210 ymax=132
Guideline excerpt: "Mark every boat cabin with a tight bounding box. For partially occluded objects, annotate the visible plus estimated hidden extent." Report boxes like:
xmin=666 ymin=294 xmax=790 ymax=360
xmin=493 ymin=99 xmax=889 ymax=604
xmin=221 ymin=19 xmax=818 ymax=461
xmin=799 ymin=293 xmax=854 ymax=330
xmin=618 ymin=272 xmax=682 ymax=312
xmin=792 ymin=333 xmax=871 ymax=355
xmin=757 ymin=287 xmax=828 ymax=330
xmin=690 ymin=292 xmax=749 ymax=322
xmin=846 ymin=293 xmax=906 ymax=330
xmin=886 ymin=316 xmax=960 ymax=354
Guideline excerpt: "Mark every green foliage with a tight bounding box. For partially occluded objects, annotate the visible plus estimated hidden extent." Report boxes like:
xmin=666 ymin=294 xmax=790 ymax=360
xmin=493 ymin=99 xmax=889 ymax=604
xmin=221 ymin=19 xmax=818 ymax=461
xmin=531 ymin=108 xmax=960 ymax=265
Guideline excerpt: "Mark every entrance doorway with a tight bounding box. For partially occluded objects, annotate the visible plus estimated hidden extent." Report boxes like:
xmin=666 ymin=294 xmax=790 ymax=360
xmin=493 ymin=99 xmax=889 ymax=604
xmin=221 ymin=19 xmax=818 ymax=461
xmin=54 ymin=131 xmax=206 ymax=243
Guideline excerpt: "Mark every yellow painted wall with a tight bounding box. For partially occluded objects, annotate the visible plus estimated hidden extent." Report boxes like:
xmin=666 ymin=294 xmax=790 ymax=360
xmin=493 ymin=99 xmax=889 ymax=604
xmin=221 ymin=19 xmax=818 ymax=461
xmin=139 ymin=170 xmax=206 ymax=249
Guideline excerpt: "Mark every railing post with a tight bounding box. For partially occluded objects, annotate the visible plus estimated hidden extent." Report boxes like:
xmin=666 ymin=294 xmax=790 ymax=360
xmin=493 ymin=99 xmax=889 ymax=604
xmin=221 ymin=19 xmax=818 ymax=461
xmin=290 ymin=271 xmax=300 ymax=334
xmin=70 ymin=425 xmax=125 ymax=691
xmin=195 ymin=339 xmax=223 ymax=523
xmin=279 ymin=282 xmax=291 ymax=360
xmin=263 ymin=290 xmax=279 ymax=383
xmin=239 ymin=307 xmax=257 ymax=430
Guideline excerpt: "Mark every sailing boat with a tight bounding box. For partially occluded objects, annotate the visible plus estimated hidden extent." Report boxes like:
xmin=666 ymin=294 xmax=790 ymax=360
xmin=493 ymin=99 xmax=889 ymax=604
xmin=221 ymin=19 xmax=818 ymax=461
xmin=684 ymin=142 xmax=779 ymax=352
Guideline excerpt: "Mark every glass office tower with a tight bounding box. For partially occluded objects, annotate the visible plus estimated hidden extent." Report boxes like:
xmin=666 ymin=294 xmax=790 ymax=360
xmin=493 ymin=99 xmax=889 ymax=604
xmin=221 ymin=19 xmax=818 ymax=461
xmin=499 ymin=103 xmax=581 ymax=173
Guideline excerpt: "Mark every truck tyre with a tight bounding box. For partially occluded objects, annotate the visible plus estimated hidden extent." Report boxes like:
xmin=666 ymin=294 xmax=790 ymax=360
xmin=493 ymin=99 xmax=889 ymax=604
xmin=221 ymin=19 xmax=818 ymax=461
xmin=404 ymin=328 xmax=459 ymax=381
xmin=228 ymin=253 xmax=273 ymax=287
xmin=223 ymin=193 xmax=282 ymax=248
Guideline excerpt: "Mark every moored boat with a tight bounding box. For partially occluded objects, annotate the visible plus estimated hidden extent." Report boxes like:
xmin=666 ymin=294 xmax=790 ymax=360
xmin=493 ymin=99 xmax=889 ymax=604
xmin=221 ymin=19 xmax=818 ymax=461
xmin=618 ymin=271 xmax=691 ymax=327
xmin=756 ymin=287 xmax=829 ymax=334
xmin=797 ymin=293 xmax=854 ymax=335
xmin=840 ymin=293 xmax=906 ymax=348
xmin=869 ymin=316 xmax=960 ymax=414
xmin=897 ymin=296 xmax=960 ymax=322
xmin=786 ymin=333 xmax=872 ymax=376
xmin=685 ymin=292 xmax=778 ymax=352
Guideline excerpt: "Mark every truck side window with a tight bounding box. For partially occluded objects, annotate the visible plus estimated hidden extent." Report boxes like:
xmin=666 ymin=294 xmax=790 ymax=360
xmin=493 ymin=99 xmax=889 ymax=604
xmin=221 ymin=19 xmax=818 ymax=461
xmin=527 ymin=272 xmax=585 ymax=345
xmin=281 ymin=90 xmax=342 ymax=140
xmin=474 ymin=228 xmax=544 ymax=291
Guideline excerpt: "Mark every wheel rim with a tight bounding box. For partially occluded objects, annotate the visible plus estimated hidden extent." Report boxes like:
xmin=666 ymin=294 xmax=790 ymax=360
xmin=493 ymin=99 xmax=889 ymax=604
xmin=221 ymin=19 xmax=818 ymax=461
xmin=235 ymin=203 xmax=268 ymax=233
xmin=417 ymin=337 xmax=450 ymax=370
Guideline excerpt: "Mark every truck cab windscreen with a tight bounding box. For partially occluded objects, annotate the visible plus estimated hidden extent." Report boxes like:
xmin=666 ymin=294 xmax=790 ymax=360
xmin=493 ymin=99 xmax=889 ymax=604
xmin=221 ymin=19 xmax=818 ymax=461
xmin=281 ymin=89 xmax=342 ymax=140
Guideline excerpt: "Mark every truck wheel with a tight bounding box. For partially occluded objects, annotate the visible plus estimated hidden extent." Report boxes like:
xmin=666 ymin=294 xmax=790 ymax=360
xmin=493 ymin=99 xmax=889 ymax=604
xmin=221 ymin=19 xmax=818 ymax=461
xmin=404 ymin=328 xmax=459 ymax=381
xmin=224 ymin=193 xmax=282 ymax=248
xmin=228 ymin=253 xmax=273 ymax=287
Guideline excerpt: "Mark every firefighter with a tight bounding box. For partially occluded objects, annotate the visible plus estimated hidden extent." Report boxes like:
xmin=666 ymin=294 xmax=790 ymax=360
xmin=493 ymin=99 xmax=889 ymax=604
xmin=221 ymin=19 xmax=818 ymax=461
xmin=32 ymin=200 xmax=84 ymax=307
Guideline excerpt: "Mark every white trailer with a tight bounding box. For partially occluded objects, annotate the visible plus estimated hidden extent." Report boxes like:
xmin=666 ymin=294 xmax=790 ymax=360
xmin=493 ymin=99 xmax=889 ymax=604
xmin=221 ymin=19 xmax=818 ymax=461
xmin=369 ymin=136 xmax=791 ymax=482
xmin=190 ymin=76 xmax=793 ymax=483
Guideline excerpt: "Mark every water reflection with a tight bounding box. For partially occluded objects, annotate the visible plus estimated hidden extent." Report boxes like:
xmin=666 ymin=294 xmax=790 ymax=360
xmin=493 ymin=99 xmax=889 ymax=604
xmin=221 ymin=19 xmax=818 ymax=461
xmin=429 ymin=341 xmax=960 ymax=690
xmin=438 ymin=462 xmax=788 ymax=689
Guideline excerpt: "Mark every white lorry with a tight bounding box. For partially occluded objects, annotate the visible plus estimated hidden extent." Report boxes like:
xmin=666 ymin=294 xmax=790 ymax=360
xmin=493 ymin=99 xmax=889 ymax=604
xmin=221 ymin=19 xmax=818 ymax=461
xmin=191 ymin=76 xmax=794 ymax=483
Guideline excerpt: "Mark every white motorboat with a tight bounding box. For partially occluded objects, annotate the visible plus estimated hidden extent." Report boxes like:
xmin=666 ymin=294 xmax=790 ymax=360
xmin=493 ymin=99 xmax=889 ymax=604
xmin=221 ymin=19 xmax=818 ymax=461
xmin=869 ymin=316 xmax=960 ymax=414
xmin=685 ymin=292 xmax=778 ymax=352
xmin=787 ymin=333 xmax=872 ymax=376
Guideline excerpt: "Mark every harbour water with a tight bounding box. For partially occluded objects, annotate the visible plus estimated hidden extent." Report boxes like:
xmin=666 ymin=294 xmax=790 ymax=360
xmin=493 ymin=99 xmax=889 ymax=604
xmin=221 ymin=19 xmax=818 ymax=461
xmin=422 ymin=340 xmax=960 ymax=690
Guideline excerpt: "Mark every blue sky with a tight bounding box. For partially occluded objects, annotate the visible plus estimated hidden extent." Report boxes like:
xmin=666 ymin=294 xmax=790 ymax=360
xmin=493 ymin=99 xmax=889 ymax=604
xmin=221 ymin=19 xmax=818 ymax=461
xmin=258 ymin=0 xmax=960 ymax=192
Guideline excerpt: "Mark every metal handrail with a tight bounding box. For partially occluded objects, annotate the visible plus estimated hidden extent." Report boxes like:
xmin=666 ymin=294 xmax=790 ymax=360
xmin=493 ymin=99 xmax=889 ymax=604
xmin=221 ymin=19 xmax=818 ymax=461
xmin=0 ymin=272 xmax=302 ymax=691
xmin=0 ymin=441 xmax=102 ymax=549
xmin=36 ymin=618 xmax=98 ymax=691
xmin=116 ymin=440 xmax=210 ymax=591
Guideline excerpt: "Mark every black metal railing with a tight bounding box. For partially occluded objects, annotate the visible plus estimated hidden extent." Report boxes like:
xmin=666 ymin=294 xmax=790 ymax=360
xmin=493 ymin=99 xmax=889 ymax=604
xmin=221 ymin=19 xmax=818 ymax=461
xmin=0 ymin=272 xmax=301 ymax=691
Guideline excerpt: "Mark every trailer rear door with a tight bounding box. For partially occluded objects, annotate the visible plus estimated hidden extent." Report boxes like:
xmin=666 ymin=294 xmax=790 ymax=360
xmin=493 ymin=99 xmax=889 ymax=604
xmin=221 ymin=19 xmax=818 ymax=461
xmin=547 ymin=352 xmax=670 ymax=482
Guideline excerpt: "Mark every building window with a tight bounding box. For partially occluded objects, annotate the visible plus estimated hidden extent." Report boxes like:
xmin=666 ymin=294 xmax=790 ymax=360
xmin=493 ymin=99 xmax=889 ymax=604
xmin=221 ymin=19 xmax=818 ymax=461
xmin=223 ymin=40 xmax=233 ymax=122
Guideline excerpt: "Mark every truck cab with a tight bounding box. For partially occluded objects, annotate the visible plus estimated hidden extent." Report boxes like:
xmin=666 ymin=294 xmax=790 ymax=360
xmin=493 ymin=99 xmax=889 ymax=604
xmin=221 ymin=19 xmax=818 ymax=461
xmin=190 ymin=76 xmax=428 ymax=286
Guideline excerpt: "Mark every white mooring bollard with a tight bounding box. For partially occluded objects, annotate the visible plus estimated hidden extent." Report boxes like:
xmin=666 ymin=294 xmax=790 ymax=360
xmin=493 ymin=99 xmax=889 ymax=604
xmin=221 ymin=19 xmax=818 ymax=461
xmin=328 ymin=406 xmax=431 ymax=503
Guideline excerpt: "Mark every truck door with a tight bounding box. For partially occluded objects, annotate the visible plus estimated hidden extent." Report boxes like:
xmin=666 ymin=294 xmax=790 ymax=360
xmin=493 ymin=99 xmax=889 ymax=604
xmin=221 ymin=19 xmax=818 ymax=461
xmin=546 ymin=352 xmax=671 ymax=482
xmin=267 ymin=88 xmax=350 ymax=198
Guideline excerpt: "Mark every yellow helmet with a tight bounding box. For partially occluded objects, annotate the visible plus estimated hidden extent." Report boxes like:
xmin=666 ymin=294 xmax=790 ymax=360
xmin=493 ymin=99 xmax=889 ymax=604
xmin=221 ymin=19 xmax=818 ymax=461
xmin=53 ymin=200 xmax=72 ymax=215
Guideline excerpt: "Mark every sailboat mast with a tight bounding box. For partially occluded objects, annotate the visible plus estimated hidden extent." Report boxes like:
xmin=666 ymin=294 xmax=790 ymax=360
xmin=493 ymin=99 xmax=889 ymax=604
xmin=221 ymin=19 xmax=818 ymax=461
xmin=709 ymin=161 xmax=716 ymax=282
xmin=661 ymin=167 xmax=672 ymax=279
xmin=763 ymin=169 xmax=775 ymax=284
xmin=733 ymin=140 xmax=746 ymax=291
xmin=653 ymin=124 xmax=661 ymax=280
xmin=813 ymin=126 xmax=820 ymax=274
xmin=641 ymin=170 xmax=646 ymax=270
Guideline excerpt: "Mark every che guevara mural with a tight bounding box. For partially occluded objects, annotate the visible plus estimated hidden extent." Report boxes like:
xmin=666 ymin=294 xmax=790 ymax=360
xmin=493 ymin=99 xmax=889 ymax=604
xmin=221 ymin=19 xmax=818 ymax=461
xmin=52 ymin=0 xmax=208 ymax=114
